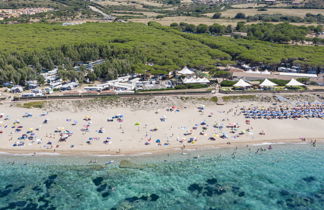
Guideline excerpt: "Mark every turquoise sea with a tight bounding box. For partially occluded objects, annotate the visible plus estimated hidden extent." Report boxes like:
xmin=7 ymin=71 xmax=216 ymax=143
xmin=0 ymin=143 xmax=323 ymax=210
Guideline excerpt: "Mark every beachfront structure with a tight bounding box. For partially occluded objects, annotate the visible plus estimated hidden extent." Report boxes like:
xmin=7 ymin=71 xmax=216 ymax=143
xmin=260 ymin=79 xmax=278 ymax=88
xmin=84 ymin=86 xmax=104 ymax=92
xmin=286 ymin=79 xmax=305 ymax=86
xmin=182 ymin=77 xmax=210 ymax=84
xmin=279 ymin=72 xmax=317 ymax=78
xmin=9 ymin=85 xmax=23 ymax=93
xmin=43 ymin=87 xmax=53 ymax=94
xmin=233 ymin=79 xmax=251 ymax=88
xmin=60 ymin=82 xmax=79 ymax=91
xmin=26 ymin=80 xmax=38 ymax=89
xmin=177 ymin=66 xmax=194 ymax=76
xmin=21 ymin=93 xmax=36 ymax=97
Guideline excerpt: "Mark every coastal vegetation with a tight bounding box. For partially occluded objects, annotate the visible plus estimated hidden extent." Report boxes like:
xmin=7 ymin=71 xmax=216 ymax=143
xmin=171 ymin=21 xmax=323 ymax=44
xmin=0 ymin=22 xmax=323 ymax=86
xmin=19 ymin=101 xmax=46 ymax=108
xmin=222 ymin=95 xmax=257 ymax=102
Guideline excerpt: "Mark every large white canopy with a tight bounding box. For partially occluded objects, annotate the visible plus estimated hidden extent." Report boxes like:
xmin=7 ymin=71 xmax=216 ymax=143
xmin=233 ymin=79 xmax=251 ymax=87
xmin=260 ymin=79 xmax=277 ymax=87
xmin=178 ymin=66 xmax=194 ymax=75
xmin=183 ymin=77 xmax=209 ymax=84
xmin=286 ymin=78 xmax=305 ymax=86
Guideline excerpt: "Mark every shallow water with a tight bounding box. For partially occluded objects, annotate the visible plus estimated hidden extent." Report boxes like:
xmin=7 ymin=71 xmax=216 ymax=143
xmin=0 ymin=144 xmax=323 ymax=210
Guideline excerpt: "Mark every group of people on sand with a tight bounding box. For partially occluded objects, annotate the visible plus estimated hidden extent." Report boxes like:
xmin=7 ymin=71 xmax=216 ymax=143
xmin=1 ymin=100 xmax=321 ymax=153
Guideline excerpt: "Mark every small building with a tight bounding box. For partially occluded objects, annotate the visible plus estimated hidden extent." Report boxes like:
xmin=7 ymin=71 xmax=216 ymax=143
xmin=43 ymin=87 xmax=53 ymax=94
xmin=10 ymin=85 xmax=23 ymax=93
xmin=60 ymin=82 xmax=79 ymax=91
xmin=263 ymin=0 xmax=277 ymax=5
xmin=21 ymin=93 xmax=36 ymax=98
xmin=32 ymin=89 xmax=43 ymax=94
xmin=84 ymin=86 xmax=103 ymax=92
xmin=26 ymin=80 xmax=38 ymax=89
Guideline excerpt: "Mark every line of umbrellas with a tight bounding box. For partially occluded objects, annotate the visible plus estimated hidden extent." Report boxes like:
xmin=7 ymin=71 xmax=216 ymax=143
xmin=242 ymin=108 xmax=324 ymax=119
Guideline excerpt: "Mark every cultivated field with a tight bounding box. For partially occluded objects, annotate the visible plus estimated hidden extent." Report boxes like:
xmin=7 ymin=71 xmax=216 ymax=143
xmin=93 ymin=0 xmax=166 ymax=8
xmin=131 ymin=16 xmax=321 ymax=26
xmin=112 ymin=11 xmax=162 ymax=17
xmin=231 ymin=3 xmax=291 ymax=8
xmin=131 ymin=16 xmax=243 ymax=26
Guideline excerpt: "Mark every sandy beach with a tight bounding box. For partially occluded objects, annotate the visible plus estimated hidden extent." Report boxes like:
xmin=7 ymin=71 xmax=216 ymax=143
xmin=0 ymin=95 xmax=323 ymax=156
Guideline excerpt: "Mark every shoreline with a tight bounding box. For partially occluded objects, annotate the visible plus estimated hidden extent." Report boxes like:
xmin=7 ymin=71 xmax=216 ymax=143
xmin=0 ymin=138 xmax=322 ymax=157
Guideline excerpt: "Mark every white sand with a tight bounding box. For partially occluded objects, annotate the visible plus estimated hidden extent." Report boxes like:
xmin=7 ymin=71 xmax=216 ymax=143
xmin=0 ymin=97 xmax=323 ymax=155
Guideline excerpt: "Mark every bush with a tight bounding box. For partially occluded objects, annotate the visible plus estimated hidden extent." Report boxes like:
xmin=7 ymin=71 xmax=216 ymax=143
xmin=296 ymin=77 xmax=310 ymax=84
xmin=269 ymin=79 xmax=289 ymax=86
xmin=21 ymin=101 xmax=46 ymax=108
xmin=220 ymin=80 xmax=237 ymax=87
xmin=212 ymin=13 xmax=222 ymax=19
xmin=175 ymin=83 xmax=208 ymax=89
xmin=257 ymin=8 xmax=268 ymax=11
xmin=234 ymin=13 xmax=246 ymax=19
xmin=210 ymin=96 xmax=218 ymax=102
xmin=309 ymin=81 xmax=319 ymax=85
xmin=222 ymin=95 xmax=256 ymax=102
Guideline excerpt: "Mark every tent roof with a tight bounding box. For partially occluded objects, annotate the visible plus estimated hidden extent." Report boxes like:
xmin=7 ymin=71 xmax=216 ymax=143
xmin=183 ymin=77 xmax=209 ymax=84
xmin=286 ymin=78 xmax=305 ymax=86
xmin=260 ymin=79 xmax=277 ymax=87
xmin=178 ymin=66 xmax=194 ymax=75
xmin=262 ymin=70 xmax=271 ymax=75
xmin=233 ymin=79 xmax=251 ymax=87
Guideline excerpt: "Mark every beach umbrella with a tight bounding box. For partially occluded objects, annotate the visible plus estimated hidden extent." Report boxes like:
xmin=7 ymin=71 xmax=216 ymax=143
xmin=134 ymin=122 xmax=140 ymax=126
xmin=155 ymin=139 xmax=161 ymax=143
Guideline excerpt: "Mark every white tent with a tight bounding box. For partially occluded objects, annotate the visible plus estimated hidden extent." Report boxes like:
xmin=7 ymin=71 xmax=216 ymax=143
xmin=233 ymin=79 xmax=251 ymax=88
xmin=246 ymin=69 xmax=254 ymax=73
xmin=183 ymin=77 xmax=209 ymax=84
xmin=286 ymin=79 xmax=305 ymax=86
xmin=261 ymin=70 xmax=271 ymax=75
xmin=178 ymin=66 xmax=194 ymax=75
xmin=260 ymin=79 xmax=277 ymax=87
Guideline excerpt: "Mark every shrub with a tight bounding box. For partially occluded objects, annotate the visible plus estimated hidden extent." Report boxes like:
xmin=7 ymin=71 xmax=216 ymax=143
xmin=210 ymin=96 xmax=218 ymax=102
xmin=234 ymin=13 xmax=246 ymax=19
xmin=212 ymin=13 xmax=222 ymax=19
xmin=220 ymin=80 xmax=237 ymax=87
xmin=21 ymin=101 xmax=46 ymax=108
xmin=223 ymin=95 xmax=256 ymax=102
xmin=296 ymin=77 xmax=310 ymax=84
xmin=175 ymin=83 xmax=208 ymax=89
xmin=269 ymin=79 xmax=289 ymax=86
